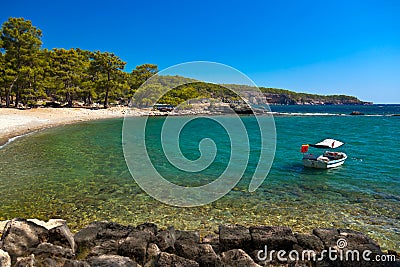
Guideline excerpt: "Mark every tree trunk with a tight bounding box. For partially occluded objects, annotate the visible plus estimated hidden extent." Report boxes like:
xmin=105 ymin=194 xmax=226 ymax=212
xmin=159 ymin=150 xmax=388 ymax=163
xmin=5 ymin=90 xmax=10 ymax=108
xmin=66 ymin=92 xmax=72 ymax=108
xmin=104 ymin=71 xmax=110 ymax=109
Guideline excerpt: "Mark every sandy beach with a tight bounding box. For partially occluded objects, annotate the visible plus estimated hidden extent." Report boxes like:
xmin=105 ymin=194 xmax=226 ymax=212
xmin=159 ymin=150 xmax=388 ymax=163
xmin=0 ymin=107 xmax=138 ymax=146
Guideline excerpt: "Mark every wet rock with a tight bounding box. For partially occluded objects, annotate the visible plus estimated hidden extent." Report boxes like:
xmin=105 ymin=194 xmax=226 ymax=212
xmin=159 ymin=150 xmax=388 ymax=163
xmin=0 ymin=249 xmax=11 ymax=267
xmin=219 ymin=224 xmax=251 ymax=251
xmin=0 ymin=218 xmax=48 ymax=259
xmin=155 ymin=226 xmax=176 ymax=252
xmin=157 ymin=252 xmax=199 ymax=267
xmin=87 ymin=254 xmax=140 ymax=267
xmin=221 ymin=249 xmax=261 ymax=267
xmin=249 ymin=226 xmax=297 ymax=251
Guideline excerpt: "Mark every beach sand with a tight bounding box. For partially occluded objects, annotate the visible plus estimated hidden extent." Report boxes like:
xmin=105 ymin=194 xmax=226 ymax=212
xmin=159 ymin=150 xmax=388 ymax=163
xmin=0 ymin=107 xmax=138 ymax=146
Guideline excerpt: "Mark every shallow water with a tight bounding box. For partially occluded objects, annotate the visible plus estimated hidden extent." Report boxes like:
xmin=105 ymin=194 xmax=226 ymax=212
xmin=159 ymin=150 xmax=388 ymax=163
xmin=0 ymin=106 xmax=399 ymax=251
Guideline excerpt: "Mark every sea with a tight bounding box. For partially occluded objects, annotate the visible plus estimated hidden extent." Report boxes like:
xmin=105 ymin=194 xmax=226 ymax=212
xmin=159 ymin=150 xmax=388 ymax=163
xmin=0 ymin=104 xmax=399 ymax=251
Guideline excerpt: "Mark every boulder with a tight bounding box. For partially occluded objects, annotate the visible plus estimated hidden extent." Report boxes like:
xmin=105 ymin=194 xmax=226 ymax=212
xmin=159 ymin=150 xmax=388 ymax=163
xmin=48 ymin=223 xmax=76 ymax=252
xmin=249 ymin=226 xmax=297 ymax=251
xmin=88 ymin=239 xmax=119 ymax=257
xmin=0 ymin=218 xmax=48 ymax=259
xmin=175 ymin=230 xmax=200 ymax=244
xmin=221 ymin=249 xmax=261 ymax=267
xmin=295 ymin=233 xmax=324 ymax=252
xmin=0 ymin=249 xmax=11 ymax=267
xmin=119 ymin=229 xmax=156 ymax=264
xmin=155 ymin=226 xmax=176 ymax=252
xmin=31 ymin=242 xmax=74 ymax=259
xmin=175 ymin=243 xmax=221 ymax=267
xmin=136 ymin=223 xmax=157 ymax=235
xmin=87 ymin=254 xmax=140 ymax=267
xmin=157 ymin=252 xmax=199 ymax=267
xmin=219 ymin=224 xmax=251 ymax=251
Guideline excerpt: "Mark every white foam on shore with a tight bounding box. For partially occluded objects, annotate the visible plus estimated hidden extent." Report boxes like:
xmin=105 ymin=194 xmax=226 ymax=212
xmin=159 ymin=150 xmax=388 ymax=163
xmin=0 ymin=131 xmax=36 ymax=150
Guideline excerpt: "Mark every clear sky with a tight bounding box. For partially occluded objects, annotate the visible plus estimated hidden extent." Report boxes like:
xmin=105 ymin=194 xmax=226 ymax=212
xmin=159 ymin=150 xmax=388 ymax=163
xmin=1 ymin=0 xmax=399 ymax=103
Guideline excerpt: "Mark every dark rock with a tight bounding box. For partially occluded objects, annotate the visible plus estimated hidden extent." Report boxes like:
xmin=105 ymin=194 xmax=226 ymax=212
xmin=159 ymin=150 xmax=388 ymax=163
xmin=175 ymin=243 xmax=221 ymax=267
xmin=249 ymin=226 xmax=297 ymax=251
xmin=119 ymin=229 xmax=155 ymax=264
xmin=295 ymin=233 xmax=324 ymax=252
xmin=0 ymin=218 xmax=48 ymax=260
xmin=87 ymin=254 xmax=139 ymax=267
xmin=155 ymin=226 xmax=176 ymax=252
xmin=175 ymin=230 xmax=200 ymax=244
xmin=48 ymin=224 xmax=76 ymax=252
xmin=14 ymin=254 xmax=35 ymax=267
xmin=157 ymin=252 xmax=199 ymax=267
xmin=220 ymin=249 xmax=261 ymax=267
xmin=74 ymin=221 xmax=134 ymax=254
xmin=145 ymin=243 xmax=160 ymax=267
xmin=313 ymin=228 xmax=340 ymax=248
xmin=350 ymin=111 xmax=365 ymax=115
xmin=62 ymin=259 xmax=91 ymax=267
xmin=31 ymin=242 xmax=74 ymax=259
xmin=219 ymin=224 xmax=251 ymax=251
xmin=0 ymin=249 xmax=11 ymax=267
xmin=136 ymin=223 xmax=157 ymax=235
xmin=88 ymin=239 xmax=119 ymax=257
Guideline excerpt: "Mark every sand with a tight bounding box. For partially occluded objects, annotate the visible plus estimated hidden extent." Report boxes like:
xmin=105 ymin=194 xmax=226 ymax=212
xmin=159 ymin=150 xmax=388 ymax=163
xmin=0 ymin=107 xmax=140 ymax=146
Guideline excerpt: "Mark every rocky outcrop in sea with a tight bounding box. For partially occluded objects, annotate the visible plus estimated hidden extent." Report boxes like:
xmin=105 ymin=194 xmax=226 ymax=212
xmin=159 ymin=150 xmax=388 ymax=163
xmin=0 ymin=218 xmax=399 ymax=267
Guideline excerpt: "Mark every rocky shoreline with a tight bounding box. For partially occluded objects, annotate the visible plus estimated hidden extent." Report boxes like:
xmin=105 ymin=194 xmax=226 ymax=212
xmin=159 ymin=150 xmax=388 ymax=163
xmin=0 ymin=218 xmax=398 ymax=267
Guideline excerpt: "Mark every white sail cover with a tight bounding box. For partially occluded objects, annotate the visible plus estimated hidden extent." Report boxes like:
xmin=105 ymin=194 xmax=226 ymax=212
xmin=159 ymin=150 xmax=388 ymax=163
xmin=311 ymin=139 xmax=344 ymax=149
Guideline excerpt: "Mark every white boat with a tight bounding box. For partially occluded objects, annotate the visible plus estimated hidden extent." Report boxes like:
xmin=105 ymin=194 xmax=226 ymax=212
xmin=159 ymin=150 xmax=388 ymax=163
xmin=301 ymin=139 xmax=347 ymax=169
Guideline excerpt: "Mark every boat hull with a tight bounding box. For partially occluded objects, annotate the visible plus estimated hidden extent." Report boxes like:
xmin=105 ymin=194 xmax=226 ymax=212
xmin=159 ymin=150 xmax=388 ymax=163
xmin=302 ymin=154 xmax=347 ymax=169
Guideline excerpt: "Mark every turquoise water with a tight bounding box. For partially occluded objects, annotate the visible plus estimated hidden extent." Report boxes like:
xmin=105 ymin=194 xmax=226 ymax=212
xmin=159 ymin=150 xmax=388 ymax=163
xmin=0 ymin=105 xmax=399 ymax=251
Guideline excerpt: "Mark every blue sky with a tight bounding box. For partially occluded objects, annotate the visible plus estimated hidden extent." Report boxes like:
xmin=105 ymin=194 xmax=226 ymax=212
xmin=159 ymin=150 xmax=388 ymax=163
xmin=1 ymin=0 xmax=399 ymax=103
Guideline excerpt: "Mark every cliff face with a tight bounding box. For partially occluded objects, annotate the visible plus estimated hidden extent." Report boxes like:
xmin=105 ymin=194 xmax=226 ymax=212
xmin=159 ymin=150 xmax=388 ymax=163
xmin=263 ymin=93 xmax=372 ymax=105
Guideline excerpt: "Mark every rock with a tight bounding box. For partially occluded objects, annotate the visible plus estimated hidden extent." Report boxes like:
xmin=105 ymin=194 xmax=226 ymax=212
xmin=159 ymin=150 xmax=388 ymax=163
xmin=144 ymin=243 xmax=160 ymax=267
xmin=313 ymin=228 xmax=340 ymax=248
xmin=295 ymin=233 xmax=324 ymax=252
xmin=175 ymin=243 xmax=221 ymax=267
xmin=74 ymin=221 xmax=133 ymax=253
xmin=88 ymin=239 xmax=119 ymax=257
xmin=0 ymin=249 xmax=11 ymax=267
xmin=87 ymin=254 xmax=140 ymax=267
xmin=249 ymin=226 xmax=297 ymax=251
xmin=219 ymin=224 xmax=251 ymax=251
xmin=0 ymin=220 xmax=10 ymax=237
xmin=157 ymin=252 xmax=199 ymax=267
xmin=31 ymin=242 xmax=74 ymax=259
xmin=221 ymin=249 xmax=261 ymax=267
xmin=119 ymin=229 xmax=156 ymax=264
xmin=27 ymin=219 xmax=66 ymax=230
xmin=0 ymin=218 xmax=48 ymax=260
xmin=175 ymin=230 xmax=200 ymax=244
xmin=48 ymin=223 xmax=76 ymax=252
xmin=350 ymin=111 xmax=365 ymax=115
xmin=14 ymin=254 xmax=35 ymax=267
xmin=136 ymin=223 xmax=157 ymax=235
xmin=155 ymin=226 xmax=176 ymax=252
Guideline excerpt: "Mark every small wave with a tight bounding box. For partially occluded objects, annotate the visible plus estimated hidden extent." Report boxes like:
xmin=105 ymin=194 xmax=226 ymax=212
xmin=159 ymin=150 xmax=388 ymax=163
xmin=0 ymin=131 xmax=36 ymax=150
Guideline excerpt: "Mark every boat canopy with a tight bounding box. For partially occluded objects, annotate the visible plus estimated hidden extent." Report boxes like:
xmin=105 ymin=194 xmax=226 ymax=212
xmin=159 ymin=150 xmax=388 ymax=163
xmin=309 ymin=139 xmax=344 ymax=149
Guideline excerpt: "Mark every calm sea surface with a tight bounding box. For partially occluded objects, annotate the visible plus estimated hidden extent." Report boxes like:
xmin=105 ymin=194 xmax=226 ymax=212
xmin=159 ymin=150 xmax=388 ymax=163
xmin=0 ymin=105 xmax=399 ymax=250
